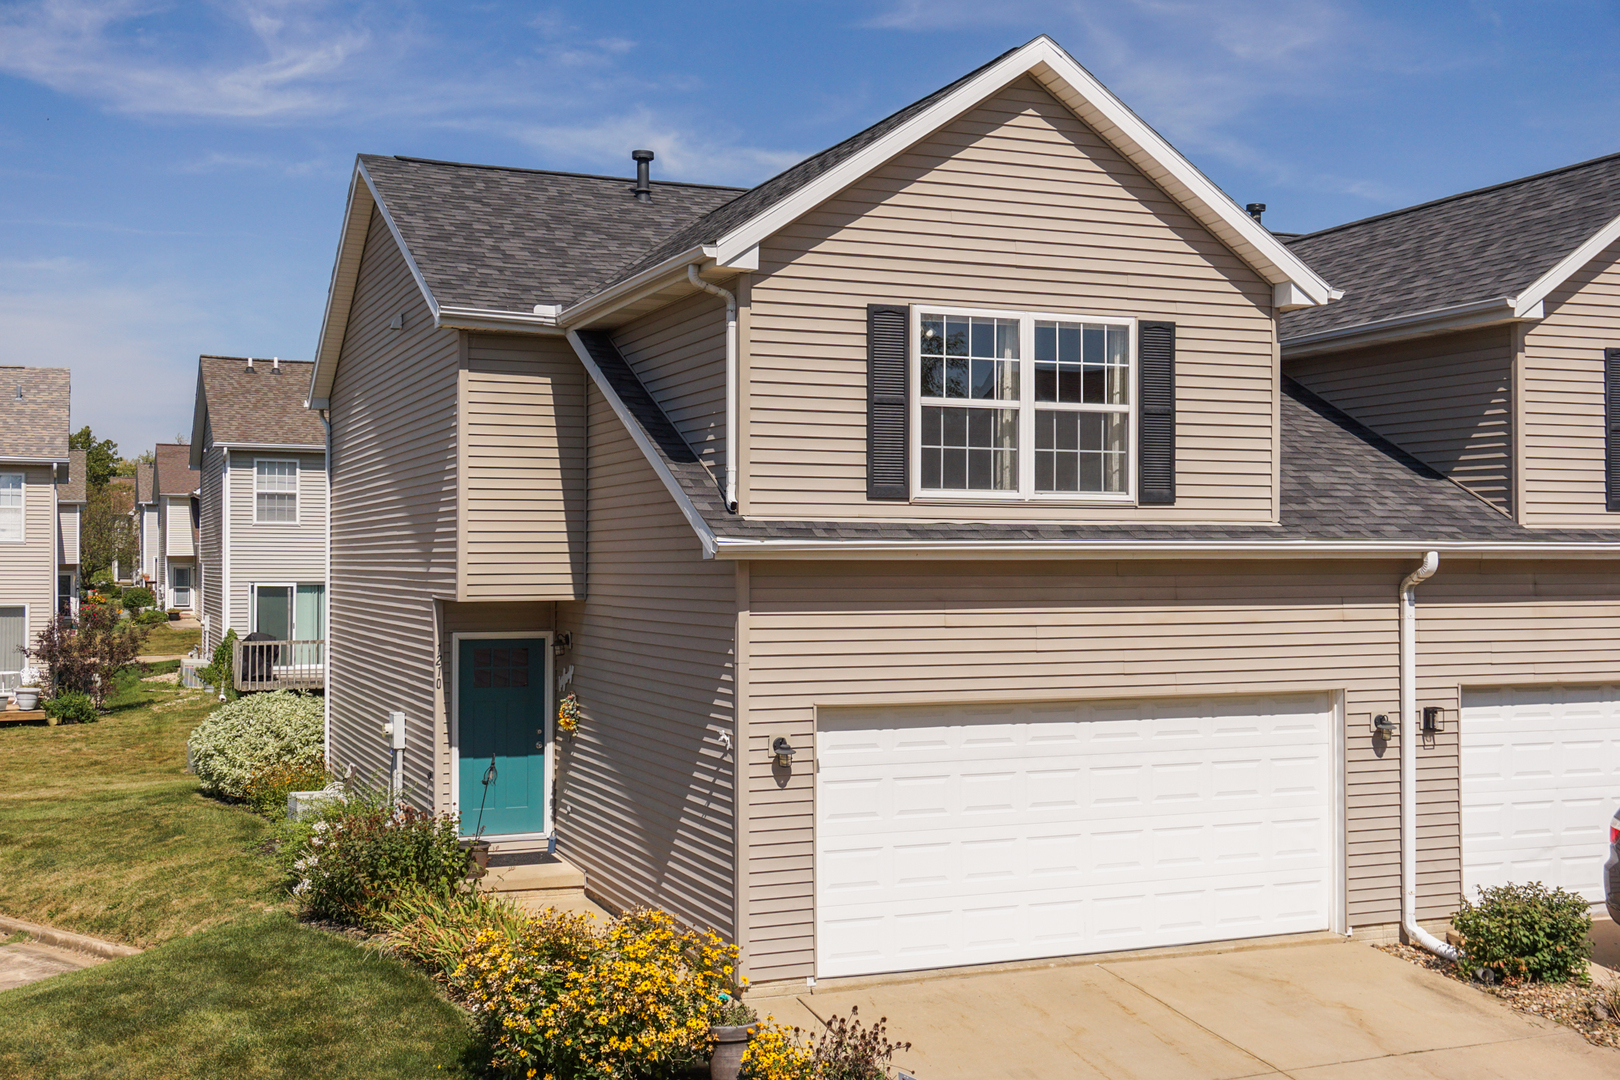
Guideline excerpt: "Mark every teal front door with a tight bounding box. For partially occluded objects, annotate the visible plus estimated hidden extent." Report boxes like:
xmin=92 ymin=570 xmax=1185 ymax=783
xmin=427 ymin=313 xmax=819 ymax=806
xmin=457 ymin=638 xmax=549 ymax=837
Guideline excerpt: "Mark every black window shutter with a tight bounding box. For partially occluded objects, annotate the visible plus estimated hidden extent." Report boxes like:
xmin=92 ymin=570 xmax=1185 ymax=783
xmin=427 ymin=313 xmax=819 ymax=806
xmin=1607 ymin=348 xmax=1620 ymax=511
xmin=1138 ymin=321 xmax=1176 ymax=505
xmin=867 ymin=304 xmax=909 ymax=500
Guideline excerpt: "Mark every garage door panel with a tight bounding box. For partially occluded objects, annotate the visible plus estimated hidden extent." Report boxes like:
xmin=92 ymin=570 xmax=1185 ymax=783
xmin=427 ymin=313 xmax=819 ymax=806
xmin=1461 ymin=685 xmax=1620 ymax=904
xmin=817 ymin=693 xmax=1336 ymax=977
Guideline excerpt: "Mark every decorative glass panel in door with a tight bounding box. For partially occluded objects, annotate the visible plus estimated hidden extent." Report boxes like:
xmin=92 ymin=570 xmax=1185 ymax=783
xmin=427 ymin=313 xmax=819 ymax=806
xmin=458 ymin=638 xmax=548 ymax=837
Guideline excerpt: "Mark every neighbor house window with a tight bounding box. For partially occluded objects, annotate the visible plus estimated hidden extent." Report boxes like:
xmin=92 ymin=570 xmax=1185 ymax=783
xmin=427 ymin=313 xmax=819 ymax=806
xmin=0 ymin=473 xmax=21 ymax=541
xmin=915 ymin=307 xmax=1133 ymax=499
xmin=254 ymin=459 xmax=297 ymax=523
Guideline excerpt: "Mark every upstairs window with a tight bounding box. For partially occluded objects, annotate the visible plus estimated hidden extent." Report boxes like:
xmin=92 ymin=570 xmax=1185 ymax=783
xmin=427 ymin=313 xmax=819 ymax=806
xmin=914 ymin=307 xmax=1133 ymax=500
xmin=254 ymin=459 xmax=298 ymax=523
xmin=0 ymin=473 xmax=21 ymax=541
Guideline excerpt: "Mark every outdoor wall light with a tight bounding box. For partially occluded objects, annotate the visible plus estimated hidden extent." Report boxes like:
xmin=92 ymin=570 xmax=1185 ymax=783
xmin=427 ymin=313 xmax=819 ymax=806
xmin=771 ymin=736 xmax=796 ymax=768
xmin=1372 ymin=713 xmax=1397 ymax=738
xmin=1422 ymin=706 xmax=1447 ymax=734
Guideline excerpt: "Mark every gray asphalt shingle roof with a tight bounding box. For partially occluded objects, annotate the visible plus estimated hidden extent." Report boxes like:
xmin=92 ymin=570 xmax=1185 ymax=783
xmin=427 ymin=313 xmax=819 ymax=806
xmin=198 ymin=356 xmax=325 ymax=447
xmin=584 ymin=331 xmax=1616 ymax=546
xmin=57 ymin=449 xmax=86 ymax=502
xmin=155 ymin=443 xmax=198 ymax=497
xmin=360 ymin=156 xmax=745 ymax=313
xmin=135 ymin=461 xmax=155 ymax=504
xmin=0 ymin=366 xmax=70 ymax=461
xmin=1281 ymin=151 xmax=1620 ymax=342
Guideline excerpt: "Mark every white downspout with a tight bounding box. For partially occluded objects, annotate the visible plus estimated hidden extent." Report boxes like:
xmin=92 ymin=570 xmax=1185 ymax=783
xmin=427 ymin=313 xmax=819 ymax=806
xmin=686 ymin=264 xmax=738 ymax=512
xmin=1400 ymin=550 xmax=1458 ymax=961
xmin=320 ymin=409 xmax=332 ymax=765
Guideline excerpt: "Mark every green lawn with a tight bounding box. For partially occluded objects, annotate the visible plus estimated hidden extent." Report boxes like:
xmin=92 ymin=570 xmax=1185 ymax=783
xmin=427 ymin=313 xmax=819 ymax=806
xmin=0 ymin=675 xmax=485 ymax=1078
xmin=140 ymin=622 xmax=203 ymax=657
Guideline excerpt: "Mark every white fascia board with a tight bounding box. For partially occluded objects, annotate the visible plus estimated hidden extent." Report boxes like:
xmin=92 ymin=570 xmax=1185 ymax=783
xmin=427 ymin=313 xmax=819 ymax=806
xmin=706 ymin=37 xmax=1332 ymax=306
xmin=1280 ymin=297 xmax=1527 ymax=359
xmin=214 ymin=442 xmax=328 ymax=452
xmin=564 ymin=330 xmax=718 ymax=558
xmin=436 ymin=306 xmax=567 ymax=334
xmin=1515 ymin=209 xmax=1620 ymax=317
xmin=0 ymin=456 xmax=69 ymax=465
xmin=712 ymin=537 xmax=1620 ymax=560
xmin=308 ymin=160 xmax=441 ymax=403
xmin=559 ymin=244 xmax=710 ymax=327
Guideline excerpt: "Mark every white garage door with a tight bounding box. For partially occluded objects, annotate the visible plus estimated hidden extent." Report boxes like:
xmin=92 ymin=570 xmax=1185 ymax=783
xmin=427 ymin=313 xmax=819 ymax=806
xmin=1461 ymin=686 xmax=1620 ymax=903
xmin=816 ymin=693 xmax=1336 ymax=978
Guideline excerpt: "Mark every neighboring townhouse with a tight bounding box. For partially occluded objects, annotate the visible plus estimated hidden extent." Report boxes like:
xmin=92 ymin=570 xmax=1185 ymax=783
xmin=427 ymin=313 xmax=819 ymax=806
xmin=0 ymin=366 xmax=70 ymax=688
xmin=1279 ymin=151 xmax=1620 ymax=920
xmin=151 ymin=443 xmax=199 ymax=615
xmin=190 ymin=355 xmax=328 ymax=661
xmin=309 ymin=36 xmax=1620 ymax=986
xmin=56 ymin=448 xmax=85 ymax=614
xmin=131 ymin=460 xmax=158 ymax=587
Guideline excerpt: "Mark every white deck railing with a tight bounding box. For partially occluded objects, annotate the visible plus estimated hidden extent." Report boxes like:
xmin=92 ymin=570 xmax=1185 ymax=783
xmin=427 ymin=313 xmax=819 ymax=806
xmin=233 ymin=639 xmax=324 ymax=692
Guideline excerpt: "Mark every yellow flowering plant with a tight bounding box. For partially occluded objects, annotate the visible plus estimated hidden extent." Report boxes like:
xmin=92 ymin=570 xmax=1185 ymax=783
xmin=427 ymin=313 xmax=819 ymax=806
xmin=455 ymin=906 xmax=743 ymax=1080
xmin=738 ymin=1021 xmax=816 ymax=1080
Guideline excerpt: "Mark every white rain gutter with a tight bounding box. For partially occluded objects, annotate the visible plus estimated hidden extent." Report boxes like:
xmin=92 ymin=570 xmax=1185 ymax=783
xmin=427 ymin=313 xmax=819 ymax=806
xmin=319 ymin=408 xmax=333 ymax=764
xmin=687 ymin=264 xmax=739 ymax=512
xmin=1399 ymin=550 xmax=1459 ymax=962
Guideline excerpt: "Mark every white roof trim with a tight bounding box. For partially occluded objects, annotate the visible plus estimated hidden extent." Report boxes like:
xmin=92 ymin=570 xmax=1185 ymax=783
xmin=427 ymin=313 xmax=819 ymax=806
xmin=712 ymin=537 xmax=1620 ymax=560
xmin=564 ymin=330 xmax=718 ymax=558
xmin=308 ymin=160 xmax=442 ymax=403
xmin=1515 ymin=209 xmax=1620 ymax=317
xmin=214 ymin=443 xmax=327 ymax=452
xmin=702 ymin=36 xmax=1332 ymax=306
xmin=1280 ymin=296 xmax=1530 ymax=358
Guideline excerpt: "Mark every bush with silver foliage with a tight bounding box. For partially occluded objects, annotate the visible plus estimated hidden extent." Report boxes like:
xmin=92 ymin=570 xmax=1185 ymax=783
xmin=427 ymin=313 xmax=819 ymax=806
xmin=188 ymin=690 xmax=325 ymax=800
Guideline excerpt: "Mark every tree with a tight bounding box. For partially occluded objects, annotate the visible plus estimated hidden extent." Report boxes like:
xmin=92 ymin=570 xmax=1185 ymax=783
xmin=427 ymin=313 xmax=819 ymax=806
xmin=80 ymin=484 xmax=137 ymax=581
xmin=27 ymin=606 xmax=151 ymax=706
xmin=115 ymin=449 xmax=153 ymax=478
xmin=69 ymin=426 xmax=119 ymax=489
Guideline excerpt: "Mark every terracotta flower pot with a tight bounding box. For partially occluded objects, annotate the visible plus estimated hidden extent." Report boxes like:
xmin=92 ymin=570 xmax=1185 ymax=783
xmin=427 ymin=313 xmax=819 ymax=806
xmin=709 ymin=1023 xmax=756 ymax=1080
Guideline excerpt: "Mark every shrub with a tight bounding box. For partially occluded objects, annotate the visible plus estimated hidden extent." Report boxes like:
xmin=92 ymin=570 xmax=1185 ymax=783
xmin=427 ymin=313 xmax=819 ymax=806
xmin=197 ymin=628 xmax=237 ymax=698
xmin=1453 ymin=881 xmax=1593 ymax=984
xmin=458 ymin=907 xmax=739 ymax=1080
xmin=375 ymin=884 xmax=529 ymax=982
xmin=122 ymin=587 xmax=155 ymax=614
xmin=242 ymin=753 xmax=333 ymax=820
xmin=26 ymin=606 xmax=150 ymax=705
xmin=43 ymin=690 xmax=98 ymax=725
xmin=136 ymin=608 xmax=170 ymax=626
xmin=285 ymin=793 xmax=468 ymax=928
xmin=741 ymin=1008 xmax=910 ymax=1080
xmin=187 ymin=690 xmax=324 ymax=800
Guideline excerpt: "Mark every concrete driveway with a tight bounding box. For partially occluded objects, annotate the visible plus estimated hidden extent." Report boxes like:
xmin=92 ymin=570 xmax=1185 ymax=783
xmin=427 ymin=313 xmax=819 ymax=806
xmin=756 ymin=940 xmax=1620 ymax=1079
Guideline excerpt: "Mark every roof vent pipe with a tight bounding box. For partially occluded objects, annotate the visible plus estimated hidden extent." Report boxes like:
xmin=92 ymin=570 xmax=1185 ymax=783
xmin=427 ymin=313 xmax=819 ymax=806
xmin=246 ymin=357 xmax=254 ymax=371
xmin=632 ymin=149 xmax=655 ymax=202
xmin=1246 ymin=202 xmax=1266 ymax=224
xmin=13 ymin=383 xmax=21 ymax=401
xmin=272 ymin=356 xmax=280 ymax=373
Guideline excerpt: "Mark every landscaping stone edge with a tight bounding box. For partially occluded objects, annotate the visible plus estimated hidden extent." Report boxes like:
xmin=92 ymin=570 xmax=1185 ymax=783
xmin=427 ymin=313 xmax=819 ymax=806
xmin=0 ymin=914 xmax=143 ymax=960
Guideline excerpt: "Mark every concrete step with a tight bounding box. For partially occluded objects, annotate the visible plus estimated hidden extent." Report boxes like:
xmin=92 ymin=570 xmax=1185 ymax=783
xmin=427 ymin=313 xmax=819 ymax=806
xmin=478 ymin=855 xmax=585 ymax=895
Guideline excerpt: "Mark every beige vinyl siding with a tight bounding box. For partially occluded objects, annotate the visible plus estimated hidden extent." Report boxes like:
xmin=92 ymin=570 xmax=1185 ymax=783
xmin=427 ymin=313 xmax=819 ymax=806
xmin=459 ymin=334 xmax=585 ymax=600
xmin=224 ymin=450 xmax=327 ymax=636
xmin=552 ymin=382 xmax=736 ymax=937
xmin=165 ymin=496 xmax=194 ymax=557
xmin=57 ymin=503 xmax=79 ymax=566
xmin=1520 ymin=238 xmax=1620 ymax=524
xmin=0 ymin=466 xmax=59 ymax=652
xmin=198 ymin=446 xmax=224 ymax=650
xmin=744 ymin=76 xmax=1277 ymax=522
xmin=141 ymin=505 xmax=159 ymax=582
xmin=612 ymin=291 xmax=728 ymax=481
xmin=327 ymin=206 xmax=460 ymax=807
xmin=740 ymin=558 xmax=1470 ymax=983
xmin=1287 ymin=326 xmax=1514 ymax=512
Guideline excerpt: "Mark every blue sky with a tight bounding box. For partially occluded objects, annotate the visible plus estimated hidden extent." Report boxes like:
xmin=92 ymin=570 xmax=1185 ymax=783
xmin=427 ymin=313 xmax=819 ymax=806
xmin=3 ymin=1 xmax=1619 ymax=455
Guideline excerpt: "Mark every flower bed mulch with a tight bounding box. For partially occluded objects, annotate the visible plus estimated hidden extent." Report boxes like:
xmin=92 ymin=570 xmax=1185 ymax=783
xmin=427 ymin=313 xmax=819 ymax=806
xmin=1377 ymin=942 xmax=1620 ymax=1049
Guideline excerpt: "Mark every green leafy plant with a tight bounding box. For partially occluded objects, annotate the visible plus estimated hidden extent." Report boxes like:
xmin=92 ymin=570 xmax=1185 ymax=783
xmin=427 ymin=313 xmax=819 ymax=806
xmin=26 ymin=606 xmax=150 ymax=705
xmin=373 ymin=883 xmax=529 ymax=982
xmin=122 ymin=587 xmax=155 ymax=615
xmin=1453 ymin=881 xmax=1593 ymax=984
xmin=136 ymin=609 xmax=171 ymax=626
xmin=43 ymin=690 xmax=98 ymax=725
xmin=242 ymin=753 xmax=333 ymax=820
xmin=197 ymin=628 xmax=238 ymax=698
xmin=457 ymin=906 xmax=740 ymax=1080
xmin=283 ymin=790 xmax=468 ymax=929
xmin=187 ymin=689 xmax=324 ymax=800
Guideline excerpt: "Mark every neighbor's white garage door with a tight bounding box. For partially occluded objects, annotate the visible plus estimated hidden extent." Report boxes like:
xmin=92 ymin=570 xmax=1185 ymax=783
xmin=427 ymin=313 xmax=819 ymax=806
xmin=1462 ymin=686 xmax=1620 ymax=903
xmin=816 ymin=693 xmax=1336 ymax=978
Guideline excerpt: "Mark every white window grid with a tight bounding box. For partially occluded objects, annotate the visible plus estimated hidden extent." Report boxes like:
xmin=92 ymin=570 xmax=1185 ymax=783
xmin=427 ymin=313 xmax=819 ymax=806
xmin=254 ymin=458 xmax=298 ymax=524
xmin=0 ymin=473 xmax=22 ymax=542
xmin=909 ymin=305 xmax=1136 ymax=502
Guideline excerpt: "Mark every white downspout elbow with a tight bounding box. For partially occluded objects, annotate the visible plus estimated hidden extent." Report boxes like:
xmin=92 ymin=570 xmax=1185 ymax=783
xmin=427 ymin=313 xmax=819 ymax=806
xmin=687 ymin=264 xmax=738 ymax=512
xmin=1399 ymin=550 xmax=1458 ymax=961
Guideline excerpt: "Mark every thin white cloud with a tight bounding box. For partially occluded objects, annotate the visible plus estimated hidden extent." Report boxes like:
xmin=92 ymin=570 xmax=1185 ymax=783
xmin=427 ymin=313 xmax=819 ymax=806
xmin=505 ymin=110 xmax=806 ymax=186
